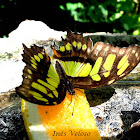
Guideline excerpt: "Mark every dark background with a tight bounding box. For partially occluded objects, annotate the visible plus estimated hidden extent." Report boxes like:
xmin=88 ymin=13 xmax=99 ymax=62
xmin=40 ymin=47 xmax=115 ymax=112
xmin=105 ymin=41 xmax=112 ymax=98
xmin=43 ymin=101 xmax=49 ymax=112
xmin=0 ymin=0 xmax=140 ymax=37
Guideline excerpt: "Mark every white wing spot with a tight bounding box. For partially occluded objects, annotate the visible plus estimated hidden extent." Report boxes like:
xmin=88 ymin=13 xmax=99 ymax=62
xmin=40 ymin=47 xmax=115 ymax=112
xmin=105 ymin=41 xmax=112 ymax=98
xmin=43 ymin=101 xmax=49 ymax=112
xmin=135 ymin=53 xmax=138 ymax=57
xmin=96 ymin=45 xmax=102 ymax=51
xmin=108 ymin=79 xmax=115 ymax=85
xmin=132 ymin=50 xmax=135 ymax=53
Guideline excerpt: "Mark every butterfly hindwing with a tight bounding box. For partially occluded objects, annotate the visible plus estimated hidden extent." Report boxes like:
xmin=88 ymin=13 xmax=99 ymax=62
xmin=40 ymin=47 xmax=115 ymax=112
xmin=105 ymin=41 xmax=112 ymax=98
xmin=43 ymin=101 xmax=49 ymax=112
xmin=16 ymin=44 xmax=66 ymax=105
xmin=52 ymin=31 xmax=140 ymax=89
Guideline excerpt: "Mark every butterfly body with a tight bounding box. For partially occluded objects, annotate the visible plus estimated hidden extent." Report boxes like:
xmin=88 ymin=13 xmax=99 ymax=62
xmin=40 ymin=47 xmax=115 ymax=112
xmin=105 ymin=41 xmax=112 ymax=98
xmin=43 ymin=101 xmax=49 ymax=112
xmin=16 ymin=31 xmax=140 ymax=105
xmin=55 ymin=60 xmax=75 ymax=96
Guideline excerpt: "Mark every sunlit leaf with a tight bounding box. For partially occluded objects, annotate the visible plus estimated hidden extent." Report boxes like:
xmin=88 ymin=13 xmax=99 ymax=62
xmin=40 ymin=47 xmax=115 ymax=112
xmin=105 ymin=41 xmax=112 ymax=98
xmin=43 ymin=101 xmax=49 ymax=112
xmin=109 ymin=11 xmax=124 ymax=21
xmin=66 ymin=2 xmax=84 ymax=11
xmin=3 ymin=35 xmax=7 ymax=38
xmin=133 ymin=30 xmax=140 ymax=35
xmin=59 ymin=5 xmax=65 ymax=10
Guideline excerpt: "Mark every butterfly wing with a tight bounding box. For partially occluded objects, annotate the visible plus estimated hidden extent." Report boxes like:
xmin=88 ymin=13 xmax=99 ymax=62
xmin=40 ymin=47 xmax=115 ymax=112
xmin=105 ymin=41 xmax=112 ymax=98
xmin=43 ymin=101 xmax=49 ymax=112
xmin=16 ymin=44 xmax=66 ymax=105
xmin=52 ymin=31 xmax=140 ymax=89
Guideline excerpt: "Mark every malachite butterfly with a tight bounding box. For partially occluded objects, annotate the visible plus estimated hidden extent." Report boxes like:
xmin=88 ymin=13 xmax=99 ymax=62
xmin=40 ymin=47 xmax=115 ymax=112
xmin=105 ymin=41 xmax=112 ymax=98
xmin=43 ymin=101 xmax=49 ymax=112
xmin=16 ymin=31 xmax=140 ymax=105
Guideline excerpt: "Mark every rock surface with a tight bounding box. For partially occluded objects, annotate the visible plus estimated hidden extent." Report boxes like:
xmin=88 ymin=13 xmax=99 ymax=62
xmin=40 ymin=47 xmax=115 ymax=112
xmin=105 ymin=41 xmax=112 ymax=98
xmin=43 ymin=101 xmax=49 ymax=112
xmin=0 ymin=102 xmax=29 ymax=140
xmin=91 ymin=86 xmax=140 ymax=139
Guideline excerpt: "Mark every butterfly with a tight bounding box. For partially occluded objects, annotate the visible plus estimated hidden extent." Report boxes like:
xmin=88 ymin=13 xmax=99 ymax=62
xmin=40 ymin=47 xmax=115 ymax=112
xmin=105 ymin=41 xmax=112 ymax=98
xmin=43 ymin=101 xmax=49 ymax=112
xmin=16 ymin=30 xmax=140 ymax=105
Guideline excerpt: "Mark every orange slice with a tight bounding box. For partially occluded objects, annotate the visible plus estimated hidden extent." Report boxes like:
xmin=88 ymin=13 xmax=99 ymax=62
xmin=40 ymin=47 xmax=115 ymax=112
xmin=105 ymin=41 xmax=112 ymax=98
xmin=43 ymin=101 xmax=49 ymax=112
xmin=21 ymin=89 xmax=101 ymax=140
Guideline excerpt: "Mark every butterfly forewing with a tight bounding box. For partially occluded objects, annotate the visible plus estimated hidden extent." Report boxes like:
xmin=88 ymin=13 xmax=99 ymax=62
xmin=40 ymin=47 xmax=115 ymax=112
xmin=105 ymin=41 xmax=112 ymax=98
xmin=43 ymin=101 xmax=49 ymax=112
xmin=52 ymin=31 xmax=140 ymax=89
xmin=87 ymin=42 xmax=140 ymax=87
xmin=16 ymin=44 xmax=66 ymax=105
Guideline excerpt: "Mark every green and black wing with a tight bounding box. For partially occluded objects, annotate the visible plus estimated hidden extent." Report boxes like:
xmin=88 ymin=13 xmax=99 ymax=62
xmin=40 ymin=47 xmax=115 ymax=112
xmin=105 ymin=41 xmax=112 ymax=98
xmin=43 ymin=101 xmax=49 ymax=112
xmin=16 ymin=31 xmax=140 ymax=105
xmin=52 ymin=31 xmax=140 ymax=89
xmin=16 ymin=44 xmax=66 ymax=105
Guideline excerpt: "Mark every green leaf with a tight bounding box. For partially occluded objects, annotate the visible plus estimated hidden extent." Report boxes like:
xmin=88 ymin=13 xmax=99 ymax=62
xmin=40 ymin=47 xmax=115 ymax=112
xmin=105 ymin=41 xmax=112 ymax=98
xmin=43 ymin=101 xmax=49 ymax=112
xmin=109 ymin=11 xmax=124 ymax=21
xmin=59 ymin=5 xmax=65 ymax=10
xmin=133 ymin=30 xmax=140 ymax=35
xmin=98 ymin=5 xmax=108 ymax=22
xmin=66 ymin=2 xmax=84 ymax=11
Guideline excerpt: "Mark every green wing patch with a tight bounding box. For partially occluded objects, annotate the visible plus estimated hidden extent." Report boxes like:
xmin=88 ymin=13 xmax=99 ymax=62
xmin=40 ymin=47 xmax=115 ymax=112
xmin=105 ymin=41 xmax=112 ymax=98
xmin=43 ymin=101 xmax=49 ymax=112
xmin=16 ymin=44 xmax=65 ymax=105
xmin=58 ymin=60 xmax=92 ymax=77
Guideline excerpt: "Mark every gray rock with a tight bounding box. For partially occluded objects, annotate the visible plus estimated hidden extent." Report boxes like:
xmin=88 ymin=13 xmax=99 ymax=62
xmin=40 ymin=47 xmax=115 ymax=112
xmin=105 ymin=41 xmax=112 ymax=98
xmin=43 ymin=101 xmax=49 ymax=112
xmin=91 ymin=86 xmax=140 ymax=139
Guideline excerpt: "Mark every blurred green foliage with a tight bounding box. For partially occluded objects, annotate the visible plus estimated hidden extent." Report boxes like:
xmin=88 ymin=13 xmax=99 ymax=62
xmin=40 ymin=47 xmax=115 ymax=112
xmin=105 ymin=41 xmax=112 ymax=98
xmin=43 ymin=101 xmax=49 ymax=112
xmin=0 ymin=0 xmax=140 ymax=36
xmin=0 ymin=0 xmax=17 ymax=37
xmin=59 ymin=0 xmax=140 ymax=35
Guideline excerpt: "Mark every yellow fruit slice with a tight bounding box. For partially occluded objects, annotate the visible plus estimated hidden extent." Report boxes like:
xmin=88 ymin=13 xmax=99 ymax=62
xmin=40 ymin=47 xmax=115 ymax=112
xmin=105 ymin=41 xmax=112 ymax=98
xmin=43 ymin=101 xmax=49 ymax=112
xmin=21 ymin=89 xmax=101 ymax=140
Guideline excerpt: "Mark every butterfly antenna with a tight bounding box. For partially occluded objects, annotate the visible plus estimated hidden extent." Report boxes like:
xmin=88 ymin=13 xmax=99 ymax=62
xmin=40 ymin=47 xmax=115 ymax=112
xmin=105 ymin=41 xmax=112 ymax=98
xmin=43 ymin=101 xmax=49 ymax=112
xmin=72 ymin=94 xmax=76 ymax=116
xmin=75 ymin=88 xmax=89 ymax=105
xmin=68 ymin=94 xmax=73 ymax=107
xmin=67 ymin=94 xmax=75 ymax=116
